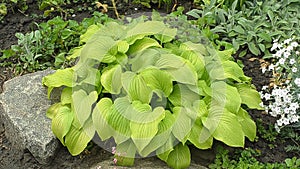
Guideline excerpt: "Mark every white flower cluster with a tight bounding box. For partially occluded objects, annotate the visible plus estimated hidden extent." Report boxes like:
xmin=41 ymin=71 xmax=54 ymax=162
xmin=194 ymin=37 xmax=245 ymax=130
xmin=260 ymin=38 xmax=300 ymax=132
xmin=260 ymin=85 xmax=300 ymax=132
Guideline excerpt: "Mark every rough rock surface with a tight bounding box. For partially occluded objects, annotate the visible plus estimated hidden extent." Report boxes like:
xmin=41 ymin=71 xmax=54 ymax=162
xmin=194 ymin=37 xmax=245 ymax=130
xmin=0 ymin=69 xmax=60 ymax=164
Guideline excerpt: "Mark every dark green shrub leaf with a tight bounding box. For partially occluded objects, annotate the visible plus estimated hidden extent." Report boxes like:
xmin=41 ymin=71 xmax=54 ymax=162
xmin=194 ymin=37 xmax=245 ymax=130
xmin=248 ymin=42 xmax=260 ymax=56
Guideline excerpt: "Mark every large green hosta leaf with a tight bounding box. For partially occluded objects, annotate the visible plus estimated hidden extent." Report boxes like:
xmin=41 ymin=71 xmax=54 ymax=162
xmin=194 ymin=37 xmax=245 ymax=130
xmin=177 ymin=42 xmax=206 ymax=78
xmin=72 ymin=90 xmax=98 ymax=127
xmin=46 ymin=102 xmax=63 ymax=119
xmin=130 ymin=107 xmax=165 ymax=153
xmin=127 ymin=37 xmax=161 ymax=55
xmin=127 ymin=73 xmax=153 ymax=103
xmin=166 ymin=144 xmax=191 ymax=169
xmin=155 ymin=54 xmax=198 ymax=85
xmin=94 ymin=21 xmax=126 ymax=40
xmin=42 ymin=68 xmax=75 ymax=97
xmin=188 ymin=119 xmax=213 ymax=149
xmin=80 ymin=35 xmax=117 ymax=63
xmin=51 ymin=105 xmax=73 ymax=145
xmin=61 ymin=87 xmax=72 ymax=105
xmin=101 ymin=65 xmax=122 ymax=94
xmin=188 ymin=101 xmax=213 ymax=149
xmin=172 ymin=107 xmax=193 ymax=144
xmin=80 ymin=24 xmax=101 ymax=44
xmin=106 ymin=100 xmax=131 ymax=144
xmin=140 ymin=68 xmax=173 ymax=97
xmin=154 ymin=26 xmax=177 ymax=43
xmin=115 ymin=139 xmax=137 ymax=166
xmin=129 ymin=48 xmax=161 ymax=72
xmin=209 ymin=60 xmax=250 ymax=82
xmin=169 ymin=84 xmax=200 ymax=107
xmin=65 ymin=118 xmax=95 ymax=156
xmin=126 ymin=21 xmax=171 ymax=39
xmin=211 ymin=81 xmax=241 ymax=114
xmin=203 ymin=106 xmax=244 ymax=147
xmin=237 ymin=108 xmax=256 ymax=141
xmin=92 ymin=98 xmax=114 ymax=140
xmin=236 ymin=83 xmax=264 ymax=110
xmin=140 ymin=110 xmax=174 ymax=157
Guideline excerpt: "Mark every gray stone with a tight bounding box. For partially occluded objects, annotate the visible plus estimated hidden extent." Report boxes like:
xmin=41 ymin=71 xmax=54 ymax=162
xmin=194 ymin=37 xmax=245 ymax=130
xmin=0 ymin=69 xmax=60 ymax=164
xmin=90 ymin=157 xmax=208 ymax=169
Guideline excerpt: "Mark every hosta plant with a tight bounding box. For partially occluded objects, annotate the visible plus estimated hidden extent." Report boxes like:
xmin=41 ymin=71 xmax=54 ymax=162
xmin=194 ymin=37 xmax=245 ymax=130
xmin=42 ymin=15 xmax=263 ymax=169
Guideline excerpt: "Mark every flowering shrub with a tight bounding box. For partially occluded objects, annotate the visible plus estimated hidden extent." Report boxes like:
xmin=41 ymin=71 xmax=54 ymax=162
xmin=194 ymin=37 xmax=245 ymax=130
xmin=260 ymin=38 xmax=300 ymax=132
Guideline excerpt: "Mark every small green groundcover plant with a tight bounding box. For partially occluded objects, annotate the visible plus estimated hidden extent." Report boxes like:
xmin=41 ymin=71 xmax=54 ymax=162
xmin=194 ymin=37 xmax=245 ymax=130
xmin=42 ymin=14 xmax=263 ymax=168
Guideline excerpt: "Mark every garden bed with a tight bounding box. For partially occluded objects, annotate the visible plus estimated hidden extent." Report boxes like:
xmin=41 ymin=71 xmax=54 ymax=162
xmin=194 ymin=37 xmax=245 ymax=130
xmin=0 ymin=0 xmax=299 ymax=168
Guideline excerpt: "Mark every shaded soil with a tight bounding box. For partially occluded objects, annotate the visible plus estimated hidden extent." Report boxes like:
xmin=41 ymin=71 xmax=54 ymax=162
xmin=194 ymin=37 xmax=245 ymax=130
xmin=0 ymin=0 xmax=298 ymax=168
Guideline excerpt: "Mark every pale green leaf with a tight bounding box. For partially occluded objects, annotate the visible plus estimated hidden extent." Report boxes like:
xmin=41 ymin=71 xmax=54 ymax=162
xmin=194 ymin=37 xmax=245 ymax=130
xmin=42 ymin=68 xmax=75 ymax=98
xmin=168 ymin=84 xmax=200 ymax=107
xmin=92 ymin=98 xmax=114 ymax=140
xmin=72 ymin=90 xmax=98 ymax=127
xmin=188 ymin=120 xmax=213 ymax=149
xmin=211 ymin=81 xmax=241 ymax=114
xmin=156 ymin=134 xmax=176 ymax=161
xmin=192 ymin=99 xmax=209 ymax=118
xmin=61 ymin=87 xmax=72 ymax=105
xmin=129 ymin=48 xmax=160 ymax=72
xmin=65 ymin=125 xmax=93 ymax=156
xmin=180 ymin=41 xmax=208 ymax=56
xmin=237 ymin=108 xmax=256 ymax=141
xmin=107 ymin=104 xmax=131 ymax=143
xmin=128 ymin=74 xmax=153 ymax=103
xmin=155 ymin=53 xmax=185 ymax=69
xmin=51 ymin=106 xmax=73 ymax=145
xmin=140 ymin=68 xmax=173 ymax=97
xmin=140 ymin=110 xmax=174 ymax=157
xmin=114 ymin=97 xmax=164 ymax=123
xmin=172 ymin=107 xmax=193 ymax=143
xmin=223 ymin=61 xmax=250 ymax=82
xmin=210 ymin=60 xmax=250 ymax=82
xmin=46 ymin=102 xmax=62 ymax=119
xmin=154 ymin=27 xmax=177 ymax=43
xmin=115 ymin=139 xmax=137 ymax=167
xmin=121 ymin=71 xmax=136 ymax=93
xmin=178 ymin=43 xmax=206 ymax=78
xmin=127 ymin=37 xmax=161 ymax=55
xmin=67 ymin=46 xmax=83 ymax=60
xmin=198 ymin=80 xmax=212 ymax=96
xmin=130 ymin=107 xmax=165 ymax=153
xmin=117 ymin=40 xmax=130 ymax=53
xmin=216 ymin=48 xmax=235 ymax=61
xmin=155 ymin=53 xmax=199 ymax=85
xmin=101 ymin=65 xmax=122 ymax=94
xmin=80 ymin=35 xmax=117 ymax=63
xmin=236 ymin=83 xmax=264 ymax=110
xmin=126 ymin=21 xmax=169 ymax=38
xmin=93 ymin=22 xmax=125 ymax=40
xmin=80 ymin=24 xmax=101 ymax=43
xmin=166 ymin=144 xmax=191 ymax=169
xmin=203 ymin=107 xmax=245 ymax=147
